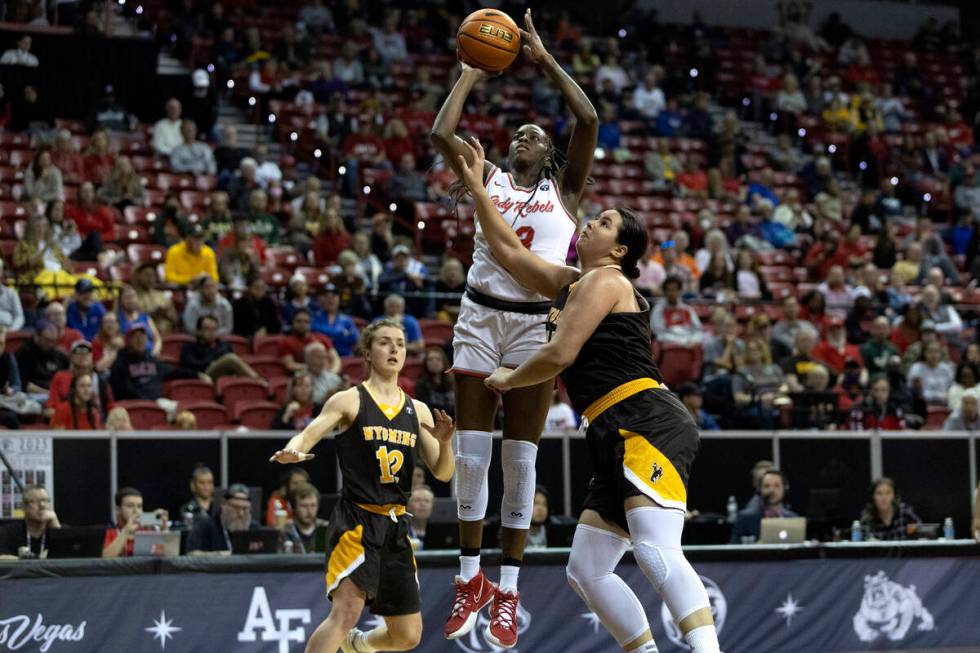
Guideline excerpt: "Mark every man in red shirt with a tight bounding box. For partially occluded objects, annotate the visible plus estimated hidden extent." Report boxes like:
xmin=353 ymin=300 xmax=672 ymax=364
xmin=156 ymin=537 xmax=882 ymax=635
xmin=66 ymin=181 xmax=116 ymax=242
xmin=48 ymin=340 xmax=113 ymax=412
xmin=216 ymin=215 xmax=267 ymax=263
xmin=43 ymin=301 xmax=84 ymax=355
xmin=277 ymin=308 xmax=337 ymax=373
xmin=102 ymin=487 xmax=169 ymax=558
xmin=813 ymin=317 xmax=861 ymax=376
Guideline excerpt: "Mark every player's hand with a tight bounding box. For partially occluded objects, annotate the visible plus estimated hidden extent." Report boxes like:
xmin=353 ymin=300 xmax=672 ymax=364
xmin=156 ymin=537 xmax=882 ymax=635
xmin=484 ymin=367 xmax=514 ymax=393
xmin=269 ymin=448 xmax=315 ymax=464
xmin=520 ymin=9 xmax=549 ymax=64
xmin=456 ymin=136 xmax=486 ymax=192
xmin=422 ymin=409 xmax=455 ymax=443
xmin=459 ymin=58 xmax=500 ymax=81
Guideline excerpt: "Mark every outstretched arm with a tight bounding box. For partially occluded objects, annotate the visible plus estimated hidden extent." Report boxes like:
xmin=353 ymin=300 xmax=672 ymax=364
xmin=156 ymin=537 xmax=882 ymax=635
xmin=430 ymin=64 xmax=495 ymax=181
xmin=521 ymin=9 xmax=597 ymax=203
xmin=457 ymin=137 xmax=578 ymax=299
xmin=269 ymin=389 xmax=357 ymax=463
xmin=414 ymin=402 xmax=455 ymax=482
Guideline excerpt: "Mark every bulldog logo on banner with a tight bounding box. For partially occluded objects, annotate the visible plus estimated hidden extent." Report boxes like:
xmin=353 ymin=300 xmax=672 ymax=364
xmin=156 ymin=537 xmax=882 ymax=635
xmin=661 ymin=576 xmax=727 ymax=649
xmin=454 ymin=603 xmax=531 ymax=653
xmin=852 ymin=571 xmax=935 ymax=642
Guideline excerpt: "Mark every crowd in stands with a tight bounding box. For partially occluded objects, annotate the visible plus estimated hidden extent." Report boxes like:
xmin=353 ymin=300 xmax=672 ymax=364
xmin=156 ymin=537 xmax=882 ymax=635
xmin=0 ymin=1 xmax=974 ymax=435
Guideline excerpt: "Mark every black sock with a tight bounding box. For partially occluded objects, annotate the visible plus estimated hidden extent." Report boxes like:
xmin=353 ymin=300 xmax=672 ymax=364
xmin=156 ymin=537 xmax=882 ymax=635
xmin=501 ymin=557 xmax=522 ymax=568
xmin=461 ymin=547 xmax=481 ymax=557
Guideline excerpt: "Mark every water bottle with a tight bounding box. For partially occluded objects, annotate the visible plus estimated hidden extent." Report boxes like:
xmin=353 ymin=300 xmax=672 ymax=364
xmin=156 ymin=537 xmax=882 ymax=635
xmin=726 ymin=496 xmax=738 ymax=524
xmin=282 ymin=539 xmax=294 ymax=554
xmin=850 ymin=520 xmax=862 ymax=542
xmin=943 ymin=517 xmax=954 ymax=540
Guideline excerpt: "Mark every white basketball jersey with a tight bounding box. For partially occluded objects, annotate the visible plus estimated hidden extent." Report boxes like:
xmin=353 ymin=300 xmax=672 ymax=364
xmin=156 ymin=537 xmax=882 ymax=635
xmin=467 ymin=165 xmax=578 ymax=303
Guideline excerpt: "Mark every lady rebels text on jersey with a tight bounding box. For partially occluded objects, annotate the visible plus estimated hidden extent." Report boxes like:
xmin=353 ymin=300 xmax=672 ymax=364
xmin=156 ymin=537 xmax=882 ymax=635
xmin=468 ymin=165 xmax=577 ymax=303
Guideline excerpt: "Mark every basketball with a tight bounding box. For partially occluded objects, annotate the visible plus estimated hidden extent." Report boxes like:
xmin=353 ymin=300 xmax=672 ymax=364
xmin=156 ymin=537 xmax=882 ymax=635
xmin=457 ymin=8 xmax=521 ymax=72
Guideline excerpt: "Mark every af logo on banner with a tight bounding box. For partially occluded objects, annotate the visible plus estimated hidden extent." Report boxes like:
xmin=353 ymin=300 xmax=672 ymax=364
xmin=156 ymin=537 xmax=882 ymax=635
xmin=852 ymin=571 xmax=935 ymax=642
xmin=237 ymin=587 xmax=311 ymax=653
xmin=453 ymin=603 xmax=531 ymax=653
xmin=661 ymin=576 xmax=727 ymax=648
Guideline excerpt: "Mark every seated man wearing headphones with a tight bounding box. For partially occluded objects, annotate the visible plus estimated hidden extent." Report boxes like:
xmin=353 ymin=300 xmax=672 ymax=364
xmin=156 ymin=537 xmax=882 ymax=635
xmin=730 ymin=469 xmax=798 ymax=543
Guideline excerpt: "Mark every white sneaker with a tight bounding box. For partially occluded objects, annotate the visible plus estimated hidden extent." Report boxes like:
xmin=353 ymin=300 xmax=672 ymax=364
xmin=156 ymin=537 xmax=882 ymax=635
xmin=340 ymin=628 xmax=368 ymax=653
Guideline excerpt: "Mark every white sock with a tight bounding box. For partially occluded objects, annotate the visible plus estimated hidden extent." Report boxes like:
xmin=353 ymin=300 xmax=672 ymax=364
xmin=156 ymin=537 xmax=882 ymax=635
xmin=685 ymin=625 xmax=721 ymax=653
xmin=627 ymin=641 xmax=659 ymax=653
xmin=354 ymin=630 xmax=376 ymax=653
xmin=498 ymin=565 xmax=520 ymax=592
xmin=459 ymin=555 xmax=481 ymax=582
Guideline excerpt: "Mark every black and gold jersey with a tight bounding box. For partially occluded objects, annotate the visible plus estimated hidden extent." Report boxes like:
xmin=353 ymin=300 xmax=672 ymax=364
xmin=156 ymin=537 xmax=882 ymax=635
xmin=335 ymin=384 xmax=421 ymax=506
xmin=546 ymin=280 xmax=664 ymax=414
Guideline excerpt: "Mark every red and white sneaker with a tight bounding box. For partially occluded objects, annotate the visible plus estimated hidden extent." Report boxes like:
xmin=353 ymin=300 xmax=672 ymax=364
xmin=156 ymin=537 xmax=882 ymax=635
xmin=485 ymin=587 xmax=520 ymax=649
xmin=444 ymin=570 xmax=496 ymax=640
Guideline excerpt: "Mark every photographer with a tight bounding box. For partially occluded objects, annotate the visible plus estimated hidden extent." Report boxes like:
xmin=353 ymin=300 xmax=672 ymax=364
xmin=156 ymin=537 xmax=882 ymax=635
xmin=101 ymin=487 xmax=169 ymax=558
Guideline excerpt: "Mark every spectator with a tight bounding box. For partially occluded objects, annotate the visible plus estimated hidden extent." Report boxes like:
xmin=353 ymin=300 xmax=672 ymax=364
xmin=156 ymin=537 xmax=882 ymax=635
xmin=244 ymin=189 xmax=281 ymax=246
xmin=731 ymin=469 xmax=798 ymax=543
xmin=304 ymin=341 xmax=343 ymax=405
xmin=0 ymin=260 xmax=24 ymax=331
xmin=860 ymin=316 xmax=899 ymax=376
xmin=24 ymin=147 xmax=64 ymax=203
xmin=0 ymin=330 xmax=21 ymax=430
xmin=954 ymin=165 xmax=980 ymax=216
xmin=385 ymin=153 xmax=430 ymax=204
xmin=178 ymin=465 xmax=219 ymax=523
xmin=633 ymin=69 xmax=666 ymax=121
xmin=253 ymin=144 xmax=283 ymax=190
xmin=265 ymin=469 xmax=311 ymax=527
xmin=105 ymin=406 xmax=133 ymax=430
xmin=131 ymin=263 xmax=177 ymax=334
xmin=183 ymin=276 xmax=234 ymax=335
xmin=186 ymin=69 xmax=218 ymax=140
xmin=87 ymin=85 xmax=133 ymax=133
xmin=180 ymin=315 xmax=258 ymax=380
xmin=908 ymin=340 xmax=955 ymax=404
xmin=202 ymin=191 xmax=234 ymax=245
xmin=901 ymin=318 xmax=946 ymax=374
xmin=341 ymin=121 xmax=389 ymax=195
xmin=948 ymin=363 xmax=979 ymax=413
xmin=48 ymin=339 xmax=110 ymax=412
xmin=11 ymin=85 xmax=52 ymax=134
xmin=283 ymin=482 xmax=327 ymax=554
xmin=813 ymin=317 xmax=861 ymax=376
xmin=66 ymin=181 xmax=114 ymax=243
xmin=214 ymin=125 xmax=253 ymax=178
xmin=352 ymin=230 xmax=383 ymax=289
xmin=44 ymin=302 xmax=84 ymax=353
xmin=542 ymin=386 xmax=577 ymax=432
xmin=919 ymin=284 xmax=962 ymax=345
xmin=283 ymin=274 xmax=315 ymax=328
xmin=12 ymin=215 xmax=67 ymax=285
xmin=377 ymin=294 xmax=424 ymax=356
xmin=859 ymin=478 xmax=920 ymax=541
xmin=299 ymin=0 xmax=335 ymax=34
xmin=408 ymin=346 xmax=454 ymax=419
xmin=732 ymin=337 xmax=787 ymax=429
xmin=109 ymin=324 xmax=197 ymax=403
xmin=944 ymin=389 xmax=980 ymax=430
xmin=433 ymin=257 xmax=465 ymax=322
xmin=917 ymin=237 xmax=960 ymax=286
xmin=102 ymin=487 xmax=169 ymax=559
xmin=117 ymin=285 xmax=161 ymax=356
xmin=772 ymin=296 xmax=816 ymax=357
xmin=92 ymin=312 xmax=124 ymax=373
xmin=51 ymin=130 xmax=84 ymax=184
xmin=396 ymin=485 xmax=432 ymax=552
xmin=50 ymin=372 xmax=103 ymax=429
xmin=0 ymin=485 xmax=60 ymax=558
xmin=152 ymin=99 xmax=183 ymax=156
xmin=82 ymin=129 xmax=116 ymax=184
xmin=312 ymin=208 xmax=351 ymax=266
xmin=650 ymin=276 xmax=703 ymax=346
xmin=644 ymin=139 xmax=681 ymax=190
xmin=370 ymin=14 xmax=407 ymax=63
xmin=287 ymin=190 xmax=325 ymax=253
xmin=232 ymin=274 xmax=282 ymax=339
xmin=781 ymin=325 xmax=820 ymax=392
xmin=152 ymin=197 xmax=189 ymax=249
xmin=227 ymin=157 xmax=261 ymax=211
xmin=174 ymin=410 xmax=197 ymax=430
xmin=0 ymin=35 xmax=39 ymax=67
xmin=817 ymin=266 xmax=855 ymax=319
xmin=46 ymin=199 xmax=85 ymax=261
xmin=170 ymin=120 xmax=216 ymax=174
xmin=65 ymin=278 xmax=105 ymax=341
xmin=271 ymin=371 xmax=318 ymax=430
xmin=772 ymin=188 xmax=813 ymax=232
xmin=311 ymin=284 xmax=358 ymax=357
xmin=164 ymin=224 xmax=219 ymax=285
xmin=379 ymin=242 xmax=428 ymax=313
xmin=733 ymin=249 xmax=771 ymax=300
xmin=848 ymin=375 xmax=907 ymax=430
xmin=704 ymin=310 xmax=745 ymax=372
xmin=97 ymin=156 xmax=145 ymax=209
xmin=187 ymin=484 xmax=259 ymax=554
xmin=279 ymin=309 xmax=336 ymax=374
xmin=677 ymin=383 xmax=719 ymax=430
xmin=891 ymin=305 xmax=924 ymax=356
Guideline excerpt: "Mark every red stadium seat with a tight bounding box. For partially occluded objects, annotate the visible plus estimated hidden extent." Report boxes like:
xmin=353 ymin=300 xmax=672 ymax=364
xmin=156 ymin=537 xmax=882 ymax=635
xmin=401 ymin=358 xmax=423 ymax=380
xmin=114 ymin=400 xmax=168 ymax=429
xmin=124 ymin=206 xmax=158 ymax=226
xmin=295 ymin=266 xmax=330 ymax=287
xmin=179 ymin=190 xmax=209 ymax=210
xmin=657 ymin=345 xmax=703 ymax=387
xmin=218 ymin=377 xmax=270 ymax=411
xmin=342 ymin=357 xmax=366 ymax=382
xmin=398 ymin=375 xmax=415 ymax=397
xmin=178 ymin=401 xmax=229 ymax=429
xmin=925 ymin=406 xmax=951 ymax=430
xmin=418 ymin=319 xmax=453 ymax=346
xmin=269 ymin=376 xmax=290 ymax=404
xmin=127 ymin=244 xmax=167 ymax=265
xmin=164 ymin=379 xmax=217 ymax=402
xmin=261 ymin=268 xmax=289 ymax=288
xmin=241 ymin=356 xmax=287 ymax=379
xmin=4 ymin=330 xmax=31 ymax=354
xmin=267 ymin=248 xmax=303 ymax=270
xmin=234 ymin=401 xmax=281 ymax=429
xmin=162 ymin=333 xmax=193 ymax=359
xmin=223 ymin=334 xmax=250 ymax=356
xmin=252 ymin=335 xmax=283 ymax=357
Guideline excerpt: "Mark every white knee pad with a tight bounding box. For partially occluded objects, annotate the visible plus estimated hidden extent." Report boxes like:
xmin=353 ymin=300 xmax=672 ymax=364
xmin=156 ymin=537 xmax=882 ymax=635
xmin=454 ymin=430 xmax=492 ymax=521
xmin=566 ymin=524 xmax=650 ymax=647
xmin=500 ymin=439 xmax=538 ymax=529
xmin=627 ymin=507 xmax=711 ymax=624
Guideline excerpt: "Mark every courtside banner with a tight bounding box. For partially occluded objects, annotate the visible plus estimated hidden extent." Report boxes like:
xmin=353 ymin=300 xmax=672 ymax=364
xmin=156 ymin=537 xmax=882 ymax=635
xmin=2 ymin=557 xmax=979 ymax=652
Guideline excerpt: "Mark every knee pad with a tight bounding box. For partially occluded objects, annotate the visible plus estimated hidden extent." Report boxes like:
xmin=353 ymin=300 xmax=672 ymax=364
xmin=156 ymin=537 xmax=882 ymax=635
xmin=454 ymin=430 xmax=492 ymax=521
xmin=628 ymin=507 xmax=710 ymax=623
xmin=500 ymin=439 xmax=538 ymax=529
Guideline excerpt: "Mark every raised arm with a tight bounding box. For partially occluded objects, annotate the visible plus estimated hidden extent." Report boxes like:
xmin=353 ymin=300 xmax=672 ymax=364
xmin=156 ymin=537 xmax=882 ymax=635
xmin=269 ymin=388 xmax=357 ymax=463
xmin=457 ymin=137 xmax=578 ymax=299
xmin=521 ymin=9 xmax=598 ymax=205
xmin=430 ymin=64 xmax=495 ymax=181
xmin=414 ymin=402 xmax=455 ymax=482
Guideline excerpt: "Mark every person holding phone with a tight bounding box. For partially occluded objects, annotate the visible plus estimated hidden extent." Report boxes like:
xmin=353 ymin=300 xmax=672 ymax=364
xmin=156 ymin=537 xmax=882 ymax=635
xmin=102 ymin=487 xmax=169 ymax=558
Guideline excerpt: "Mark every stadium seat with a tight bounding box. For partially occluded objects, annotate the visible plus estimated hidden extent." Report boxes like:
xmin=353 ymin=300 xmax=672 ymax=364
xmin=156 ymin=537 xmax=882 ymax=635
xmin=234 ymin=401 xmax=281 ymax=429
xmin=401 ymin=358 xmax=423 ymax=380
xmin=178 ymin=401 xmax=229 ymax=429
xmin=162 ymin=333 xmax=193 ymax=359
xmin=218 ymin=377 xmax=269 ymax=411
xmin=5 ymin=330 xmax=31 ymax=354
xmin=224 ymin=334 xmax=250 ymax=356
xmin=398 ymin=375 xmax=415 ymax=397
xmin=241 ymin=356 xmax=287 ymax=379
xmin=295 ymin=266 xmax=330 ymax=287
xmin=114 ymin=400 xmax=168 ymax=429
xmin=164 ymin=379 xmax=216 ymax=403
xmin=657 ymin=345 xmax=703 ymax=387
xmin=267 ymin=248 xmax=303 ymax=270
xmin=418 ymin=319 xmax=453 ymax=346
xmin=269 ymin=376 xmax=290 ymax=404
xmin=127 ymin=244 xmax=167 ymax=265
xmin=252 ymin=335 xmax=283 ymax=357
xmin=124 ymin=206 xmax=158 ymax=226
xmin=925 ymin=406 xmax=951 ymax=430
xmin=342 ymin=357 xmax=366 ymax=382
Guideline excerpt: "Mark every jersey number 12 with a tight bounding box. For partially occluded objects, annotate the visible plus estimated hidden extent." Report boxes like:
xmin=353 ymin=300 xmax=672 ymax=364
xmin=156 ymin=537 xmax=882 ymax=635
xmin=376 ymin=446 xmax=404 ymax=484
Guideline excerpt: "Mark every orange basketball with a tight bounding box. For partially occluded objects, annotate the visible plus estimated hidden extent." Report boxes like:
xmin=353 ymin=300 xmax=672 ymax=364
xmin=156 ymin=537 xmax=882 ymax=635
xmin=457 ymin=8 xmax=521 ymax=72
